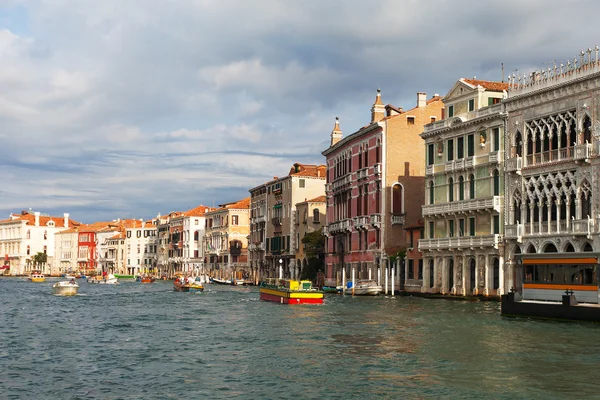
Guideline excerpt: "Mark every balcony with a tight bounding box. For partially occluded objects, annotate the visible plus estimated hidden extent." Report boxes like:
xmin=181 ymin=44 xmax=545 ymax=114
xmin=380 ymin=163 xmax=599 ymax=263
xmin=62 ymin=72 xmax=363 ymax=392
xmin=506 ymin=156 xmax=522 ymax=174
xmin=325 ymin=183 xmax=332 ymax=192
xmin=374 ymin=163 xmax=381 ymax=175
xmin=422 ymin=196 xmax=503 ymax=216
xmin=419 ymin=234 xmax=501 ymax=251
xmin=370 ymin=214 xmax=382 ymax=228
xmin=356 ymin=168 xmax=368 ymax=180
xmin=506 ymin=218 xmax=594 ymax=238
xmin=445 ymin=160 xmax=454 ymax=172
xmin=271 ymin=217 xmax=282 ymax=226
xmin=489 ymin=150 xmax=504 ymax=164
xmin=328 ymin=219 xmax=353 ymax=234
xmin=574 ymin=143 xmax=593 ymax=162
xmin=391 ymin=214 xmax=406 ymax=225
xmin=426 ymin=164 xmax=434 ymax=176
xmin=332 ymin=175 xmax=352 ymax=192
xmin=504 ymin=224 xmax=524 ymax=241
xmin=353 ymin=216 xmax=369 ymax=230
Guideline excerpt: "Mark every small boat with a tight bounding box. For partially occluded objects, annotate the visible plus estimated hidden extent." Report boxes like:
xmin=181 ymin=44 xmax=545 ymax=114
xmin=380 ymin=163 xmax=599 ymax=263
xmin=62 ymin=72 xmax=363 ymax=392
xmin=173 ymin=277 xmax=204 ymax=292
xmin=346 ymin=280 xmax=382 ymax=296
xmin=29 ymin=272 xmax=46 ymax=283
xmin=87 ymin=274 xmax=119 ymax=285
xmin=64 ymin=273 xmax=76 ymax=280
xmin=141 ymin=276 xmax=156 ymax=283
xmin=52 ymin=280 xmax=79 ymax=296
xmin=210 ymin=277 xmax=232 ymax=285
xmin=259 ymin=279 xmax=324 ymax=304
xmin=322 ymin=285 xmax=343 ymax=294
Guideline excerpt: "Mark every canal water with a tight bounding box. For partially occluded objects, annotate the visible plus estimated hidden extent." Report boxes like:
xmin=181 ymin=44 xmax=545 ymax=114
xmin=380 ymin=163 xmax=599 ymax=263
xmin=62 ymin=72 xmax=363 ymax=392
xmin=0 ymin=278 xmax=599 ymax=399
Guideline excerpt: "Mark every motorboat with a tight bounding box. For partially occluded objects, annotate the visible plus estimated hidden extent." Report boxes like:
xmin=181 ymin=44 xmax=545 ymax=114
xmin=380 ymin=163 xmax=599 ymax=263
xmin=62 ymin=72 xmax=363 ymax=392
xmin=259 ymin=279 xmax=324 ymax=304
xmin=64 ymin=273 xmax=76 ymax=280
xmin=346 ymin=280 xmax=382 ymax=296
xmin=87 ymin=274 xmax=119 ymax=285
xmin=210 ymin=277 xmax=233 ymax=285
xmin=52 ymin=280 xmax=79 ymax=296
xmin=173 ymin=277 xmax=204 ymax=292
xmin=29 ymin=272 xmax=46 ymax=283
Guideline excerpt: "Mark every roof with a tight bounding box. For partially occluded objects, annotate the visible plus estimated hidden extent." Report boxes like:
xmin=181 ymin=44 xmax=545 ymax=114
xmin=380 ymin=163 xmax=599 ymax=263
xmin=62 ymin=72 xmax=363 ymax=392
xmin=0 ymin=211 xmax=80 ymax=228
xmin=288 ymin=163 xmax=326 ymax=178
xmin=183 ymin=204 xmax=215 ymax=217
xmin=382 ymin=95 xmax=443 ymax=121
xmin=307 ymin=195 xmax=326 ymax=203
xmin=462 ymin=78 xmax=509 ymax=92
xmin=212 ymin=197 xmax=251 ymax=212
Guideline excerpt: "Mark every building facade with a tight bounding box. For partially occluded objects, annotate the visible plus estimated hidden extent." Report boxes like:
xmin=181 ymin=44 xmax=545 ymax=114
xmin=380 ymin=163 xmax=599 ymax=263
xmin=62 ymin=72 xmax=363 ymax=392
xmin=294 ymin=195 xmax=326 ymax=275
xmin=504 ymin=49 xmax=600 ymax=299
xmin=262 ymin=164 xmax=326 ymax=280
xmin=322 ymin=90 xmax=443 ymax=288
xmin=0 ymin=210 xmax=77 ymax=275
xmin=204 ymin=198 xmax=250 ymax=280
xmin=249 ymin=183 xmax=267 ymax=282
xmin=419 ymin=78 xmax=508 ymax=297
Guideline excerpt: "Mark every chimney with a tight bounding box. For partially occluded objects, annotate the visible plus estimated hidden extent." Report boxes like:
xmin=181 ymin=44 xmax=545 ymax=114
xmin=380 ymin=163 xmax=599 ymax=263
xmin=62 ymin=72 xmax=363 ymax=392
xmin=371 ymin=88 xmax=385 ymax=122
xmin=330 ymin=117 xmax=343 ymax=147
xmin=63 ymin=213 xmax=69 ymax=227
xmin=417 ymin=92 xmax=427 ymax=108
xmin=34 ymin=212 xmax=40 ymax=226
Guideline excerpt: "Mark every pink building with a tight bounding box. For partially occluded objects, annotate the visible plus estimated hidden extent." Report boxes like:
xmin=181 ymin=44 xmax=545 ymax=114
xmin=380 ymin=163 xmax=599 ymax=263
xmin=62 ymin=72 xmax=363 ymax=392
xmin=322 ymin=89 xmax=443 ymax=287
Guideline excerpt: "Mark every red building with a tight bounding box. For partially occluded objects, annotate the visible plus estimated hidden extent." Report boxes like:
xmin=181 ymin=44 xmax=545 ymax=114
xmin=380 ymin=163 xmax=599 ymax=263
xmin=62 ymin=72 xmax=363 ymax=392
xmin=322 ymin=89 xmax=443 ymax=288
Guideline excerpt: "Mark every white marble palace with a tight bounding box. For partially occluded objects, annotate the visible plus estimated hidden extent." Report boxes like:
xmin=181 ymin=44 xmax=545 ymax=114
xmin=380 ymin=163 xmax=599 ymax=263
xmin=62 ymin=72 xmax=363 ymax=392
xmin=503 ymin=47 xmax=600 ymax=296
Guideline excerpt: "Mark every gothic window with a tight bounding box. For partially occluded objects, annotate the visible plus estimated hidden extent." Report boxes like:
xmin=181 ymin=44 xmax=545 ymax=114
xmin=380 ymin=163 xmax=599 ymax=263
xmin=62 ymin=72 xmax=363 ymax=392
xmin=543 ymin=243 xmax=558 ymax=253
xmin=526 ymin=244 xmax=536 ymax=253
xmin=564 ymin=242 xmax=575 ymax=252
xmin=583 ymin=242 xmax=594 ymax=252
xmin=458 ymin=176 xmax=465 ymax=200
xmin=429 ymin=259 xmax=435 ymax=288
xmin=448 ymin=178 xmax=454 ymax=202
xmin=515 ymin=130 xmax=523 ymax=157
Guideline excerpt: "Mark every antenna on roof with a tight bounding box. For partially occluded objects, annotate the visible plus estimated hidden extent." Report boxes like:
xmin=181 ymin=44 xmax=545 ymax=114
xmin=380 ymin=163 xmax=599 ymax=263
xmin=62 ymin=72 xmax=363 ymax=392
xmin=501 ymin=62 xmax=504 ymax=82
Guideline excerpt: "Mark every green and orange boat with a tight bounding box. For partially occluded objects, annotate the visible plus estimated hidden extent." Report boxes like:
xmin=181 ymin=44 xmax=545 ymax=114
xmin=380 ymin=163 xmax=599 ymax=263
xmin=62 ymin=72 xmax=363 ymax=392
xmin=259 ymin=279 xmax=324 ymax=304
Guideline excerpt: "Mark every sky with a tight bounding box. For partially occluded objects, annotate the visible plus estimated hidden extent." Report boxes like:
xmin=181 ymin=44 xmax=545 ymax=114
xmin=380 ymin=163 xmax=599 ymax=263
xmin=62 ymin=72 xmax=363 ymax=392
xmin=1 ymin=0 xmax=599 ymax=223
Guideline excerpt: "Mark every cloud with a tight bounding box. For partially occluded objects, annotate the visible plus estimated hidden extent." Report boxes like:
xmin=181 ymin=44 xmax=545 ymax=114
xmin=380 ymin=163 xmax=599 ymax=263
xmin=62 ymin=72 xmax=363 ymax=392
xmin=0 ymin=0 xmax=599 ymax=222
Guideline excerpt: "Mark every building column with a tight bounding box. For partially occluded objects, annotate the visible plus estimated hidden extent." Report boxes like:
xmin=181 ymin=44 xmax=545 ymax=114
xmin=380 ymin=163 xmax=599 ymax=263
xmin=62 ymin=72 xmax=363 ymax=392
xmin=483 ymin=255 xmax=490 ymax=296
xmin=499 ymin=254 xmax=505 ymax=295
xmin=556 ymin=199 xmax=561 ymax=233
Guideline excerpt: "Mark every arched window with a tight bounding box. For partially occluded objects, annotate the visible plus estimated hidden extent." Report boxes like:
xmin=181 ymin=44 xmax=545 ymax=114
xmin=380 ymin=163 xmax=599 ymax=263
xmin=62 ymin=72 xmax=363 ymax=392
xmin=583 ymin=242 xmax=594 ymax=252
xmin=526 ymin=244 xmax=536 ymax=253
xmin=458 ymin=176 xmax=465 ymax=200
xmin=564 ymin=242 xmax=575 ymax=252
xmin=392 ymin=184 xmax=404 ymax=214
xmin=43 ymin=231 xmax=47 ymax=240
xmin=313 ymin=209 xmax=320 ymax=223
xmin=448 ymin=259 xmax=454 ymax=290
xmin=543 ymin=243 xmax=558 ymax=253
xmin=493 ymin=170 xmax=500 ymax=196
xmin=493 ymin=258 xmax=500 ymax=290
xmin=448 ymin=178 xmax=454 ymax=202
xmin=194 ymin=231 xmax=199 ymax=241
xmin=27 ymin=245 xmax=30 ymax=255
xmin=469 ymin=174 xmax=475 ymax=199
xmin=515 ymin=130 xmax=523 ymax=157
xmin=26 ymin=230 xmax=31 ymax=239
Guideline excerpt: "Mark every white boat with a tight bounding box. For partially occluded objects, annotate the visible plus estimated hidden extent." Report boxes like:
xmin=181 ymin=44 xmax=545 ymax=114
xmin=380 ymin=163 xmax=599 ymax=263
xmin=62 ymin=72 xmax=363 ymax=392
xmin=347 ymin=279 xmax=382 ymax=296
xmin=87 ymin=273 xmax=119 ymax=285
xmin=53 ymin=280 xmax=79 ymax=296
xmin=64 ymin=274 xmax=76 ymax=280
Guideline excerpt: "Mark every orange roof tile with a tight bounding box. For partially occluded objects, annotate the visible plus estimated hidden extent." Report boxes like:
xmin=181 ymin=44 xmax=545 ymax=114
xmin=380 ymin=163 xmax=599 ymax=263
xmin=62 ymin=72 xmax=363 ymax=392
xmin=307 ymin=195 xmax=326 ymax=203
xmin=462 ymin=78 xmax=508 ymax=92
xmin=184 ymin=204 xmax=215 ymax=217
xmin=288 ymin=163 xmax=327 ymax=178
xmin=0 ymin=212 xmax=80 ymax=228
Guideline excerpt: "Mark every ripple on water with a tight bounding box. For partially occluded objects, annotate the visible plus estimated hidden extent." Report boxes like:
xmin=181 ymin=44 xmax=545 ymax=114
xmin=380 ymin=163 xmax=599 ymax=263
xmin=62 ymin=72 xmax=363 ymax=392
xmin=1 ymin=279 xmax=600 ymax=399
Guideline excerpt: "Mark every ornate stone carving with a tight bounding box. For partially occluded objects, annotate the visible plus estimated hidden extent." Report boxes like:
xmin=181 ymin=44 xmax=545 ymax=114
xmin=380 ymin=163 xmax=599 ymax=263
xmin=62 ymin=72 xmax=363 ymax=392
xmin=478 ymin=255 xmax=485 ymax=287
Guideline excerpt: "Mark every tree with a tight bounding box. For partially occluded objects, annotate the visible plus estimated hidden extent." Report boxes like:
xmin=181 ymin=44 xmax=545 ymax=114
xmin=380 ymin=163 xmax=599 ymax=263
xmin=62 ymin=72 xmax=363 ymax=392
xmin=300 ymin=228 xmax=325 ymax=281
xmin=32 ymin=252 xmax=47 ymax=270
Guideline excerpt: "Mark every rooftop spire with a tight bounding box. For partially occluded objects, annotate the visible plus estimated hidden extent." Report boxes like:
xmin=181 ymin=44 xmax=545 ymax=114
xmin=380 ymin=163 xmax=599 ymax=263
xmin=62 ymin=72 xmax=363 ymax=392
xmin=330 ymin=117 xmax=343 ymax=147
xmin=371 ymin=88 xmax=385 ymax=122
